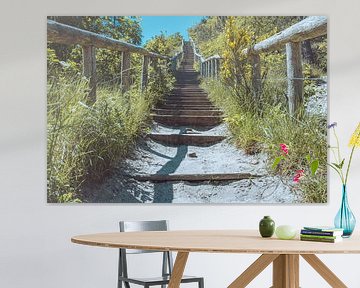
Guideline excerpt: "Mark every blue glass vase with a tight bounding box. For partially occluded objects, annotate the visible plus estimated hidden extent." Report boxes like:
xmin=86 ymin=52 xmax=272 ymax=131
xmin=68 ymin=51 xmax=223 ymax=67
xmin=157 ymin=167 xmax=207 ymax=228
xmin=334 ymin=185 xmax=356 ymax=237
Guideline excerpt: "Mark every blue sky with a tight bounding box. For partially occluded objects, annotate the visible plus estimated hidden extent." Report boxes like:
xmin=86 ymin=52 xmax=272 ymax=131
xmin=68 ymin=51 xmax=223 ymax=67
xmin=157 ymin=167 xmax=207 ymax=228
xmin=140 ymin=16 xmax=204 ymax=45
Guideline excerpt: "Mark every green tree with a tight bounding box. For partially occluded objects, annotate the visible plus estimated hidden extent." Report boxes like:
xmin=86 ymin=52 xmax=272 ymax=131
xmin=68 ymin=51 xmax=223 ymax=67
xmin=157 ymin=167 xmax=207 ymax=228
xmin=47 ymin=16 xmax=143 ymax=83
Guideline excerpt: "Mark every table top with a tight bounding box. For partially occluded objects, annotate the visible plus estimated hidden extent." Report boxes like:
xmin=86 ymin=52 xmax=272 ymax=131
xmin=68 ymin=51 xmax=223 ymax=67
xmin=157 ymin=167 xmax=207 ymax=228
xmin=71 ymin=230 xmax=360 ymax=254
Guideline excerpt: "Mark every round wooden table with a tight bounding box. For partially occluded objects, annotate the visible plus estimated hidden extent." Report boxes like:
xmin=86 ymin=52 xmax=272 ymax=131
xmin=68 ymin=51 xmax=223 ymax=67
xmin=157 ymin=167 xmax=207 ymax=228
xmin=72 ymin=230 xmax=360 ymax=288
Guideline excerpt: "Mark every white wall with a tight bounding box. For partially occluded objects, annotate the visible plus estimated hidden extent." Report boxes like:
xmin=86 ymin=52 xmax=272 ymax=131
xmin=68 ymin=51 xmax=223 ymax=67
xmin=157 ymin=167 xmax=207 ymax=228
xmin=1 ymin=0 xmax=360 ymax=287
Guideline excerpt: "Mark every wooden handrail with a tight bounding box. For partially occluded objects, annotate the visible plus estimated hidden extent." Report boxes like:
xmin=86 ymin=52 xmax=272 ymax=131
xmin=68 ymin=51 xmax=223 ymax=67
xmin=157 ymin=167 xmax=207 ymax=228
xmin=47 ymin=20 xmax=168 ymax=59
xmin=244 ymin=16 xmax=327 ymax=55
xmin=47 ymin=20 xmax=171 ymax=101
xmin=191 ymin=16 xmax=328 ymax=117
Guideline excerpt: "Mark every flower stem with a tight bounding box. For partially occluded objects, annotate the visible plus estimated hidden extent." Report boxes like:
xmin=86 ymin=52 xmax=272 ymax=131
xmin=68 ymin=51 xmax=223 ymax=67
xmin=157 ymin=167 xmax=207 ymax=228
xmin=332 ymin=127 xmax=345 ymax=184
xmin=345 ymin=145 xmax=356 ymax=185
xmin=345 ymin=129 xmax=360 ymax=185
xmin=333 ymin=127 xmax=342 ymax=163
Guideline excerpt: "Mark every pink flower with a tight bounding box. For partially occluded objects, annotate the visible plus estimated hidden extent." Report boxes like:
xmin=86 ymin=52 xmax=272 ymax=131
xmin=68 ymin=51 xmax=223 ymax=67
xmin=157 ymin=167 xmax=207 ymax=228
xmin=280 ymin=143 xmax=289 ymax=155
xmin=293 ymin=170 xmax=305 ymax=183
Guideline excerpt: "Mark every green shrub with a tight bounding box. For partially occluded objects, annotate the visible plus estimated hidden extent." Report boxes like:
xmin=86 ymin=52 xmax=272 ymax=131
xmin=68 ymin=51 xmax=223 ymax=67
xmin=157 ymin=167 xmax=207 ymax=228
xmin=202 ymin=79 xmax=327 ymax=203
xmin=47 ymin=71 xmax=170 ymax=203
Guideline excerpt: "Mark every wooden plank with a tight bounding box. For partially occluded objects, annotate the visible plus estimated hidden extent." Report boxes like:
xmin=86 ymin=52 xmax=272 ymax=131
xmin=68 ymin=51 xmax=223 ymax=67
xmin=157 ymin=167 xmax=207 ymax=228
xmin=215 ymin=58 xmax=220 ymax=79
xmin=210 ymin=59 xmax=214 ymax=78
xmin=82 ymin=45 xmax=96 ymax=102
xmin=301 ymin=254 xmax=347 ymax=288
xmin=132 ymin=173 xmax=263 ymax=183
xmin=141 ymin=55 xmax=149 ymax=91
xmin=168 ymin=252 xmax=189 ymax=288
xmin=203 ymin=54 xmax=221 ymax=62
xmin=273 ymin=255 xmax=299 ymax=288
xmin=273 ymin=254 xmax=286 ymax=287
xmin=71 ymin=230 xmax=360 ymax=254
xmin=121 ymin=51 xmax=131 ymax=92
xmin=286 ymin=42 xmax=303 ymax=117
xmin=147 ymin=134 xmax=225 ymax=146
xmin=151 ymin=115 xmax=222 ymax=127
xmin=47 ymin=20 xmax=167 ymax=59
xmin=151 ymin=109 xmax=222 ymax=116
xmin=212 ymin=58 xmax=217 ymax=78
xmin=272 ymin=254 xmax=299 ymax=288
xmin=288 ymin=255 xmax=300 ymax=288
xmin=244 ymin=16 xmax=327 ymax=55
xmin=228 ymin=254 xmax=279 ymax=288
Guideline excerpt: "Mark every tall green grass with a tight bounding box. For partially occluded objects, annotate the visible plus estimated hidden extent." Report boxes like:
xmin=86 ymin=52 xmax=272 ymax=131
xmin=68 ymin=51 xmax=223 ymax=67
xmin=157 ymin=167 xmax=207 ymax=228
xmin=202 ymin=79 xmax=327 ymax=203
xmin=47 ymin=74 xmax=164 ymax=203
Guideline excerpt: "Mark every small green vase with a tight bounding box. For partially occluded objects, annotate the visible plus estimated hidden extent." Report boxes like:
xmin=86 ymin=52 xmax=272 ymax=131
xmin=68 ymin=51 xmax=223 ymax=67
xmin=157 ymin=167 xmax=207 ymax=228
xmin=259 ymin=216 xmax=275 ymax=238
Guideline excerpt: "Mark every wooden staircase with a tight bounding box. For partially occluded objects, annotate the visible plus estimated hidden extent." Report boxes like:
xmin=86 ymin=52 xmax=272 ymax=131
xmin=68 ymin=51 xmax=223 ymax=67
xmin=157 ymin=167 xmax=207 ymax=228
xmin=149 ymin=41 xmax=224 ymax=144
xmin=128 ymin=41 xmax=262 ymax=185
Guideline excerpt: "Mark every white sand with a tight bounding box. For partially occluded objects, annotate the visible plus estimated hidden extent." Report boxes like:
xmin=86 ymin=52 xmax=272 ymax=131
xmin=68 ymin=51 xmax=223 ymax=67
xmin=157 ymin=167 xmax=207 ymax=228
xmin=87 ymin=123 xmax=300 ymax=203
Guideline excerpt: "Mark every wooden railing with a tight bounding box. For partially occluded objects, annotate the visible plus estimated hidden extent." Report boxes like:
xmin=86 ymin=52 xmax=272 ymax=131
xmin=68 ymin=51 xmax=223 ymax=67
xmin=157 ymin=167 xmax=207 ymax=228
xmin=170 ymin=39 xmax=185 ymax=71
xmin=47 ymin=20 xmax=169 ymax=102
xmin=190 ymin=16 xmax=327 ymax=116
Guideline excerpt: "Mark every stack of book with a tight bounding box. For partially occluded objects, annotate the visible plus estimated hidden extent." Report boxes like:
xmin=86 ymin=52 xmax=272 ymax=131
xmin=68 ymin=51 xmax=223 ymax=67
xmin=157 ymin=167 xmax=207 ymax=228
xmin=300 ymin=226 xmax=344 ymax=243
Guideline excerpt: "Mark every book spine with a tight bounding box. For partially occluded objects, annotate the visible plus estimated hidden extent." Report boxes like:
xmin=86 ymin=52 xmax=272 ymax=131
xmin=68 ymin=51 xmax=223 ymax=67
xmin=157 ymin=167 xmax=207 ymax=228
xmin=300 ymin=237 xmax=337 ymax=243
xmin=300 ymin=233 xmax=337 ymax=239
xmin=301 ymin=230 xmax=336 ymax=236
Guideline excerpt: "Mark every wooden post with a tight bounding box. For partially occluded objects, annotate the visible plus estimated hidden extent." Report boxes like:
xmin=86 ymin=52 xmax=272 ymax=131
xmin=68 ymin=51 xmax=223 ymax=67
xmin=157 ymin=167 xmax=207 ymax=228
xmin=82 ymin=45 xmax=96 ymax=102
xmin=211 ymin=59 xmax=215 ymax=78
xmin=214 ymin=59 xmax=218 ymax=79
xmin=249 ymin=53 xmax=262 ymax=109
xmin=208 ymin=59 xmax=213 ymax=78
xmin=121 ymin=50 xmax=131 ymax=92
xmin=141 ymin=55 xmax=150 ymax=91
xmin=286 ymin=42 xmax=303 ymax=117
xmin=217 ymin=58 xmax=221 ymax=79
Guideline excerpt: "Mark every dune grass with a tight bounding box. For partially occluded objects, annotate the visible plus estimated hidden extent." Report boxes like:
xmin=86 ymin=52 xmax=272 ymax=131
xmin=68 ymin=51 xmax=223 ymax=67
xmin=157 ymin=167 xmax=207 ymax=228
xmin=202 ymin=79 xmax=327 ymax=203
xmin=47 ymin=73 xmax=167 ymax=203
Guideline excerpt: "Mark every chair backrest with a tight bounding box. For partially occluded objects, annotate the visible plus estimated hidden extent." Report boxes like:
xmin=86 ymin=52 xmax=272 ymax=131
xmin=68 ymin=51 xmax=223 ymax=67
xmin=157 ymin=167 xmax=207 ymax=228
xmin=118 ymin=220 xmax=173 ymax=283
xmin=119 ymin=220 xmax=168 ymax=254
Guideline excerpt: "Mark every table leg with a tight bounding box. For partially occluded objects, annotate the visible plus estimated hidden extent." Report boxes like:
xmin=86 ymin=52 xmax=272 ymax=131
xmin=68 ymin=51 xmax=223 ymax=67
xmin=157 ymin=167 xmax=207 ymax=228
xmin=301 ymin=254 xmax=347 ymax=288
xmin=272 ymin=254 xmax=299 ymax=288
xmin=228 ymin=254 xmax=279 ymax=288
xmin=168 ymin=251 xmax=189 ymax=288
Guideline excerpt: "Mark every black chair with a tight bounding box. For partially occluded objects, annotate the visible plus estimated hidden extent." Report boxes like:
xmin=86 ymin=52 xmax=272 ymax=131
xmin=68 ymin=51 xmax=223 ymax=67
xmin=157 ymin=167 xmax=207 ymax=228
xmin=118 ymin=220 xmax=204 ymax=288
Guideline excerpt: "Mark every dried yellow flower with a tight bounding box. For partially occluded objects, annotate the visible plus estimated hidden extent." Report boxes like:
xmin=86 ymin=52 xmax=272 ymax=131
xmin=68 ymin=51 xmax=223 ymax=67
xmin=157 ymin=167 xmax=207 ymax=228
xmin=349 ymin=122 xmax=360 ymax=148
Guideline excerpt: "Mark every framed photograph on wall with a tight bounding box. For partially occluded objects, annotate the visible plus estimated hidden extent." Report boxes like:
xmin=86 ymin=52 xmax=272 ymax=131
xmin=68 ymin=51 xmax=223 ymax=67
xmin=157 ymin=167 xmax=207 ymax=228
xmin=47 ymin=16 xmax=327 ymax=204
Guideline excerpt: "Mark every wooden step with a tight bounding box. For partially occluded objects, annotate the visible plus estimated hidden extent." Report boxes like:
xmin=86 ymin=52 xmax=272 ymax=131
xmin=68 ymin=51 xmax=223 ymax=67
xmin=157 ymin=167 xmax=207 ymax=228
xmin=171 ymin=89 xmax=205 ymax=92
xmin=152 ymin=115 xmax=222 ymax=126
xmin=168 ymin=91 xmax=207 ymax=95
xmin=158 ymin=104 xmax=218 ymax=110
xmin=163 ymin=100 xmax=212 ymax=105
xmin=167 ymin=95 xmax=209 ymax=100
xmin=147 ymin=133 xmax=225 ymax=146
xmin=166 ymin=94 xmax=209 ymax=100
xmin=174 ymin=84 xmax=200 ymax=87
xmin=132 ymin=173 xmax=263 ymax=183
xmin=173 ymin=88 xmax=203 ymax=91
xmin=152 ymin=109 xmax=222 ymax=116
